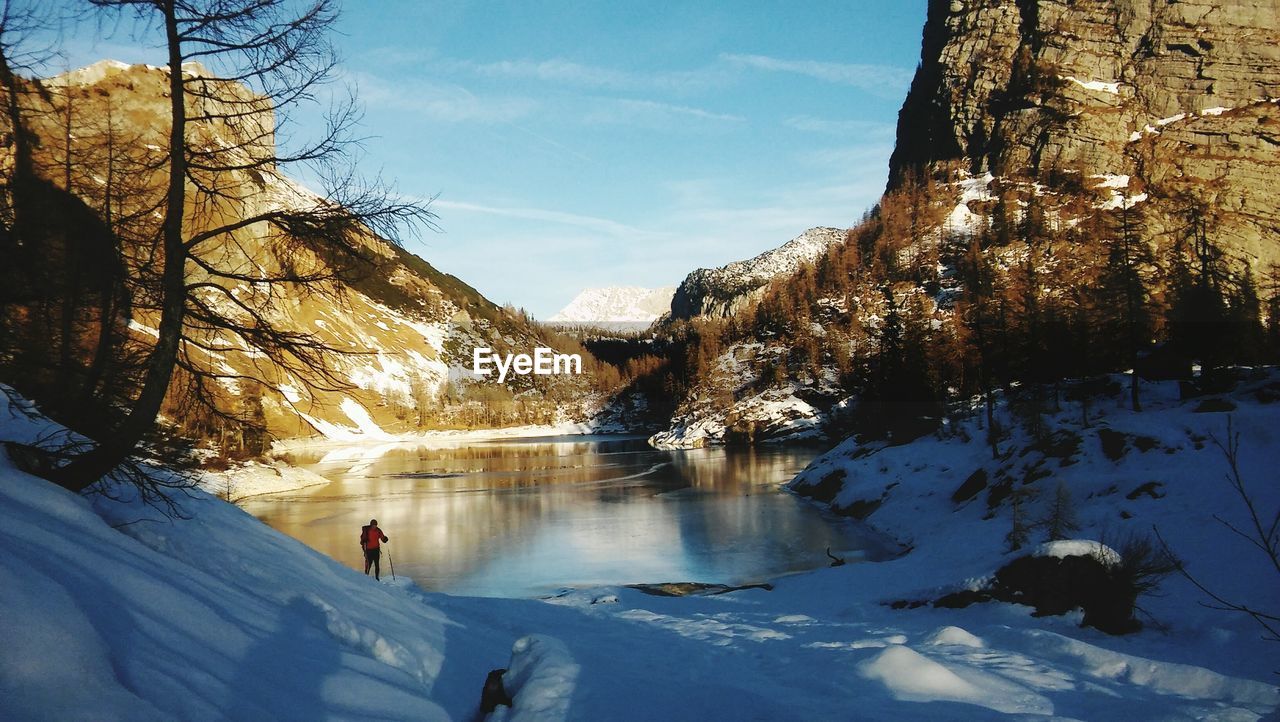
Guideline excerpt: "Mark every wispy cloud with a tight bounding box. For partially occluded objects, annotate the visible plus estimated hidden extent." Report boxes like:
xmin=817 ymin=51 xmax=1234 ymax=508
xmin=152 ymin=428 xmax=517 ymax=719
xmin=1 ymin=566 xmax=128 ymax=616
xmin=349 ymin=71 xmax=537 ymax=124
xmin=432 ymin=198 xmax=662 ymax=240
xmin=722 ymin=53 xmax=913 ymax=96
xmin=353 ymin=50 xmax=732 ymax=95
xmin=584 ymin=98 xmax=744 ymax=128
xmin=463 ymin=58 xmax=728 ymax=94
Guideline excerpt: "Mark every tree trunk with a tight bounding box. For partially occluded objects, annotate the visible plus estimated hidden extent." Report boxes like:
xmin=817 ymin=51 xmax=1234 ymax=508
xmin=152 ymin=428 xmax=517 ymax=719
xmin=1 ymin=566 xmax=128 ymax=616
xmin=51 ymin=1 xmax=187 ymax=492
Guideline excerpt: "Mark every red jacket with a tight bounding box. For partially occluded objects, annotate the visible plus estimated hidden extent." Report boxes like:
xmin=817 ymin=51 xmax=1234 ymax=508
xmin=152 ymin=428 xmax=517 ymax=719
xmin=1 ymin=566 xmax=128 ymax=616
xmin=361 ymin=525 xmax=388 ymax=550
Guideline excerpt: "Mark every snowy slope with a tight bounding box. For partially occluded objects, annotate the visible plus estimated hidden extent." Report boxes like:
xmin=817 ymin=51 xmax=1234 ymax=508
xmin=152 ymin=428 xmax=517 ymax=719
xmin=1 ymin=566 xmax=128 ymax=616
xmin=2 ymin=383 xmax=1277 ymax=721
xmin=547 ymin=286 xmax=675 ymax=329
xmin=791 ymin=371 xmax=1280 ymax=680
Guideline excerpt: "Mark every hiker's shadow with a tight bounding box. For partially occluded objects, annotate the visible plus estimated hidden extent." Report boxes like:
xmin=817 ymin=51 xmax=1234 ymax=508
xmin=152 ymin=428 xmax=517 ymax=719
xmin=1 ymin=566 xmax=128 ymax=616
xmin=226 ymin=595 xmax=341 ymax=721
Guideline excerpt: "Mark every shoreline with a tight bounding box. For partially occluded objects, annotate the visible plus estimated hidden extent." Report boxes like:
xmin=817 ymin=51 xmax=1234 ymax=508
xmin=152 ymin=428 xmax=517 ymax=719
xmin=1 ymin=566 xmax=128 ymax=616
xmin=269 ymin=420 xmax=624 ymax=455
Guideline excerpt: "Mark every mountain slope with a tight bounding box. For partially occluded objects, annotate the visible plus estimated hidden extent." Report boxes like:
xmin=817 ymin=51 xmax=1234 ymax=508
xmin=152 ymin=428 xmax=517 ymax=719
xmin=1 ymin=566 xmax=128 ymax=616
xmin=645 ymin=1 xmax=1280 ymax=448
xmin=667 ymin=227 xmax=847 ymax=320
xmin=9 ymin=60 xmax=604 ymax=442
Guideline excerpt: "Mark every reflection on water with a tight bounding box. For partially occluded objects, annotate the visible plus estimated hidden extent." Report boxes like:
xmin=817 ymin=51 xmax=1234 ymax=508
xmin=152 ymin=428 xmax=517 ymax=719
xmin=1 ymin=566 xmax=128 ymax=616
xmin=246 ymin=436 xmax=872 ymax=598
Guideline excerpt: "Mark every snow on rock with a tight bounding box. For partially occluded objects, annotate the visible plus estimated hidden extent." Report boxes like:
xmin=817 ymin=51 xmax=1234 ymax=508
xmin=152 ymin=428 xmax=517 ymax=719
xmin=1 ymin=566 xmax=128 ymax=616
xmin=290 ymin=396 xmax=394 ymax=441
xmin=944 ymin=171 xmax=995 ymax=237
xmin=1035 ymin=540 xmax=1120 ymax=565
xmin=49 ymin=59 xmax=136 ymax=87
xmin=649 ymin=386 xmax=823 ymax=449
xmin=127 ymin=319 xmax=160 ymax=338
xmin=1091 ymin=173 xmax=1130 ymax=189
xmin=1062 ymin=75 xmax=1121 ymax=94
xmin=490 ymin=635 xmax=580 ymax=722
xmin=340 ymin=397 xmax=393 ymax=439
xmin=650 ymin=341 xmax=836 ymax=449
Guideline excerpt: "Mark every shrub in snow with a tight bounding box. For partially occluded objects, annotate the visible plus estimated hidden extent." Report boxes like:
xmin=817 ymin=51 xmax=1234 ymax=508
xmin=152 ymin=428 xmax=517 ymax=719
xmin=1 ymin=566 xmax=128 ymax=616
xmin=934 ymin=536 xmax=1176 ymax=635
xmin=996 ymin=553 xmax=1138 ymax=633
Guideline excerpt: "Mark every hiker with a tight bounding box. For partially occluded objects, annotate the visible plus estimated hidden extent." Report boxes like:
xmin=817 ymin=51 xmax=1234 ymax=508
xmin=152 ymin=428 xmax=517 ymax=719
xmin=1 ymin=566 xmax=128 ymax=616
xmin=360 ymin=519 xmax=390 ymax=580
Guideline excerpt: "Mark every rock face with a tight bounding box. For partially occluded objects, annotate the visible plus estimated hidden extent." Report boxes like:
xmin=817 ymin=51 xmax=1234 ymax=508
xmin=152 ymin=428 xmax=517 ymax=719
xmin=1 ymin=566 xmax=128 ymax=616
xmin=668 ymin=227 xmax=847 ymax=320
xmin=890 ymin=0 xmax=1280 ymax=265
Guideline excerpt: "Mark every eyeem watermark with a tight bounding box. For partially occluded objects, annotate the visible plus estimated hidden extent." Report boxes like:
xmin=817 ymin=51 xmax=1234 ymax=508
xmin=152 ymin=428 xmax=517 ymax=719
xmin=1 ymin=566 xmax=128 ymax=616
xmin=473 ymin=347 xmax=582 ymax=383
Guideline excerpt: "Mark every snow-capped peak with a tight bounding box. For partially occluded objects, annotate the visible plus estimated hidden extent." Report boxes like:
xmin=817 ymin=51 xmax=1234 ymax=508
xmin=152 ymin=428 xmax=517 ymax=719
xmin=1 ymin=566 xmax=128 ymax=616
xmin=548 ymin=286 xmax=676 ymax=325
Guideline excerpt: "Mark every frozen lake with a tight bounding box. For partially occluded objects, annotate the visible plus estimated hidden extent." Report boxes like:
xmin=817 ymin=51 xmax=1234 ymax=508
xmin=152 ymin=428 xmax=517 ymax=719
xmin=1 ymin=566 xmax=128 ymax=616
xmin=247 ymin=435 xmax=875 ymax=597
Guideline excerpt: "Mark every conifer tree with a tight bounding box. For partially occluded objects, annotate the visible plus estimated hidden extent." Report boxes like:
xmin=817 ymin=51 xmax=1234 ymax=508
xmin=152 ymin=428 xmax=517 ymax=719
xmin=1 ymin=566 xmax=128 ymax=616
xmin=1043 ymin=481 xmax=1081 ymax=541
xmin=1096 ymin=200 xmax=1156 ymax=411
xmin=1166 ymin=202 xmax=1231 ymax=387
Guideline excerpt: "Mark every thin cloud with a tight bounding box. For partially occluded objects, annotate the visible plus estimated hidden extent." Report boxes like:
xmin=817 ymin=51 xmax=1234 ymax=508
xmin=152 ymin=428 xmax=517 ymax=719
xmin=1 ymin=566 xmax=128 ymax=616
xmin=432 ymin=198 xmax=662 ymax=240
xmin=722 ymin=53 xmax=913 ymax=95
xmin=584 ymin=98 xmax=744 ymax=127
xmin=463 ymin=57 xmax=728 ymax=94
xmin=349 ymin=71 xmax=536 ymax=124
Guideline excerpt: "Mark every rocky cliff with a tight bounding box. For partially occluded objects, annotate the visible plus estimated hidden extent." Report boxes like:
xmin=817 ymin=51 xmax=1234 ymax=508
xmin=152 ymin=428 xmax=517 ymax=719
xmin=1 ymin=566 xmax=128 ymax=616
xmin=646 ymin=1 xmax=1280 ymax=449
xmin=890 ymin=0 xmax=1280 ymax=264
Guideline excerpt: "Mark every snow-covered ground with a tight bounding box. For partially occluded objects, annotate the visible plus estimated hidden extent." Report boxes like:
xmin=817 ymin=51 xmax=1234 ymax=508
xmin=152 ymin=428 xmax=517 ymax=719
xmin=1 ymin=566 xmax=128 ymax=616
xmin=2 ymin=379 xmax=1278 ymax=721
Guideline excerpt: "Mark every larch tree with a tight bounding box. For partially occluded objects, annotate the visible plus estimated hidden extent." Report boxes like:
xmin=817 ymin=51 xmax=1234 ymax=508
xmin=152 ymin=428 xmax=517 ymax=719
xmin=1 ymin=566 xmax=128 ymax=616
xmin=0 ymin=0 xmax=130 ymax=433
xmin=50 ymin=0 xmax=433 ymax=493
xmin=1097 ymin=199 xmax=1156 ymax=412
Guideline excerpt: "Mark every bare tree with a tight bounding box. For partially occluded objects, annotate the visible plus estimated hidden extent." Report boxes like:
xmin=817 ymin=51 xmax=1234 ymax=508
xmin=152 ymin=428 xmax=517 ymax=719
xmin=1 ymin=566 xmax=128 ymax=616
xmin=49 ymin=0 xmax=433 ymax=491
xmin=1157 ymin=418 xmax=1280 ymax=645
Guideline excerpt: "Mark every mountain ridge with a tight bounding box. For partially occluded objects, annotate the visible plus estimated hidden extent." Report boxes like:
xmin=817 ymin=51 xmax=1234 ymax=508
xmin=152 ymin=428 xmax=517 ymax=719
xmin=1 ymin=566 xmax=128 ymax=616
xmin=667 ymin=226 xmax=847 ymax=321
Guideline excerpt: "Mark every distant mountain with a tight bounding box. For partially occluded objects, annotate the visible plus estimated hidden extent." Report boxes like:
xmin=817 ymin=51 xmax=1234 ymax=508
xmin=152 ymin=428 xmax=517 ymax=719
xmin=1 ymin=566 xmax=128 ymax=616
xmin=667 ymin=227 xmax=847 ymax=320
xmin=547 ymin=286 xmax=675 ymax=331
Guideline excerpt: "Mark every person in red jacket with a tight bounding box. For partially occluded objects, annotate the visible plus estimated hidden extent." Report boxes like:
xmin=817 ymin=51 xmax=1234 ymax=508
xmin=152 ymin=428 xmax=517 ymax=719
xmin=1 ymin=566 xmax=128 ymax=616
xmin=360 ymin=519 xmax=389 ymax=580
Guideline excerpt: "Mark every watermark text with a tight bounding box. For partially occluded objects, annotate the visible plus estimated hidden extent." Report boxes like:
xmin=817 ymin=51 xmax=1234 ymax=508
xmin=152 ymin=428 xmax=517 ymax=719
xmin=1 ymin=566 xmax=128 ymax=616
xmin=473 ymin=347 xmax=582 ymax=383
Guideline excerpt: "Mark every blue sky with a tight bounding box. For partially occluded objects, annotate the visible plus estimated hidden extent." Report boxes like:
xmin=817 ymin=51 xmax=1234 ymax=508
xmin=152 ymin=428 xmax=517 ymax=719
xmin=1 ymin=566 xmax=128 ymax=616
xmin=56 ymin=1 xmax=928 ymax=318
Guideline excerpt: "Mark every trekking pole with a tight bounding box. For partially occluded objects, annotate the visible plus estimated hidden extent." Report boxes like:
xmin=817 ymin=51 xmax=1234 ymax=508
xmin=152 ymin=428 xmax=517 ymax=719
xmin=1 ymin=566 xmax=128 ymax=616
xmin=387 ymin=547 xmax=396 ymax=580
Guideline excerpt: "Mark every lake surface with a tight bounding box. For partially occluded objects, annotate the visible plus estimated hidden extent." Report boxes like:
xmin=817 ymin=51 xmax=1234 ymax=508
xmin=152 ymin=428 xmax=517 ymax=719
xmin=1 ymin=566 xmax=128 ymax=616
xmin=247 ymin=435 xmax=875 ymax=598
